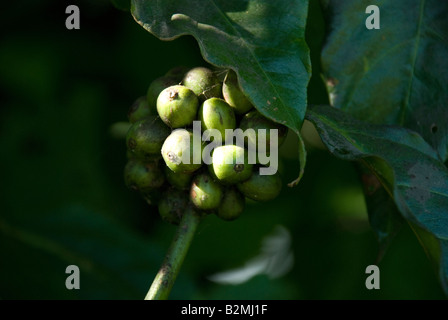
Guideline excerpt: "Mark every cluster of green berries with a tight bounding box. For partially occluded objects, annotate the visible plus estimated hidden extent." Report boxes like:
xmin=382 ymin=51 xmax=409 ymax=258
xmin=124 ymin=66 xmax=288 ymax=225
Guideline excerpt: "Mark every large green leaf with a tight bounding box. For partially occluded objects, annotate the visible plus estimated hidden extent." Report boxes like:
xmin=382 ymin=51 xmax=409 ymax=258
xmin=357 ymin=164 xmax=404 ymax=261
xmin=321 ymin=0 xmax=448 ymax=162
xmin=131 ymin=0 xmax=312 ymax=185
xmin=306 ymin=104 xmax=448 ymax=295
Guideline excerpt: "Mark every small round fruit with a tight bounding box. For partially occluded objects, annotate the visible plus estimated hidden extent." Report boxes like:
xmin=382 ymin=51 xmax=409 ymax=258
xmin=222 ymin=70 xmax=254 ymax=115
xmin=124 ymin=159 xmax=165 ymax=194
xmin=126 ymin=117 xmax=171 ymax=161
xmin=198 ymin=98 xmax=236 ymax=139
xmin=164 ymin=165 xmax=193 ymax=190
xmin=161 ymin=129 xmax=204 ymax=173
xmin=182 ymin=67 xmax=222 ymax=101
xmin=157 ymin=85 xmax=199 ymax=128
xmin=239 ymin=110 xmax=288 ymax=152
xmin=158 ymin=188 xmax=189 ymax=225
xmin=216 ymin=187 xmax=245 ymax=221
xmin=147 ymin=76 xmax=179 ymax=109
xmin=237 ymin=168 xmax=282 ymax=202
xmin=128 ymin=96 xmax=151 ymax=123
xmin=209 ymin=145 xmax=253 ymax=184
xmin=190 ymin=172 xmax=223 ymax=210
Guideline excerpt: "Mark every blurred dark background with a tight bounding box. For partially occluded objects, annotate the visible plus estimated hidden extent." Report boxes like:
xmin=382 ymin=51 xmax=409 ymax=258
xmin=0 ymin=0 xmax=444 ymax=299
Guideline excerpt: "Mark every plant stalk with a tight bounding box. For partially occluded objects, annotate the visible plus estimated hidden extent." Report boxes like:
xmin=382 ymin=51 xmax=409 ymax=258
xmin=145 ymin=207 xmax=201 ymax=300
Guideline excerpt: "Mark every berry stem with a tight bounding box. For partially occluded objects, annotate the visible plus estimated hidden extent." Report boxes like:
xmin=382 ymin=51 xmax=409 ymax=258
xmin=145 ymin=207 xmax=201 ymax=300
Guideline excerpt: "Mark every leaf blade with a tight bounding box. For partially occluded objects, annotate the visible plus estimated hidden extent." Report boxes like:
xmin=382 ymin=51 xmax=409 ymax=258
xmin=321 ymin=0 xmax=448 ymax=161
xmin=307 ymin=104 xmax=448 ymax=294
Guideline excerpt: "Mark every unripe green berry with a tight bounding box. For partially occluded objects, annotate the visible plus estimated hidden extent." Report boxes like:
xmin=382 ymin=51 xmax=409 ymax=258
xmin=128 ymin=96 xmax=151 ymax=123
xmin=222 ymin=70 xmax=254 ymax=115
xmin=161 ymin=129 xmax=204 ymax=174
xmin=216 ymin=187 xmax=245 ymax=221
xmin=147 ymin=76 xmax=179 ymax=109
xmin=124 ymin=159 xmax=165 ymax=195
xmin=237 ymin=169 xmax=282 ymax=202
xmin=190 ymin=172 xmax=223 ymax=211
xmin=157 ymin=85 xmax=199 ymax=128
xmin=209 ymin=145 xmax=253 ymax=185
xmin=126 ymin=116 xmax=171 ymax=161
xmin=164 ymin=165 xmax=193 ymax=190
xmin=158 ymin=188 xmax=189 ymax=225
xmin=182 ymin=67 xmax=222 ymax=101
xmin=198 ymin=98 xmax=236 ymax=139
xmin=239 ymin=110 xmax=288 ymax=152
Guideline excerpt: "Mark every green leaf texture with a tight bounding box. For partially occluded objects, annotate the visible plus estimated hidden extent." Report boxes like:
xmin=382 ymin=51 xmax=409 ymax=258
xmin=321 ymin=0 xmax=448 ymax=162
xmin=307 ymin=104 xmax=448 ymax=295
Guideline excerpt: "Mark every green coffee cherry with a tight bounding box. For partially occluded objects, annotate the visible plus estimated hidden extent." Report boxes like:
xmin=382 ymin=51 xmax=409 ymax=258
xmin=183 ymin=67 xmax=222 ymax=101
xmin=237 ymin=168 xmax=282 ymax=202
xmin=222 ymin=70 xmax=253 ymax=115
xmin=190 ymin=172 xmax=223 ymax=210
xmin=209 ymin=145 xmax=253 ymax=185
xmin=157 ymin=85 xmax=199 ymax=128
xmin=147 ymin=76 xmax=179 ymax=109
xmin=128 ymin=96 xmax=151 ymax=123
xmin=126 ymin=116 xmax=171 ymax=161
xmin=216 ymin=187 xmax=245 ymax=221
xmin=161 ymin=129 xmax=204 ymax=173
xmin=158 ymin=188 xmax=189 ymax=225
xmin=124 ymin=159 xmax=165 ymax=194
xmin=239 ymin=110 xmax=288 ymax=152
xmin=198 ymin=98 xmax=236 ymax=139
xmin=164 ymin=165 xmax=193 ymax=190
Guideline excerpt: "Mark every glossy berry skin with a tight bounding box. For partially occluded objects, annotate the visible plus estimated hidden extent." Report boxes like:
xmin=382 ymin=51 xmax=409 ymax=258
xmin=124 ymin=159 xmax=165 ymax=195
xmin=239 ymin=110 xmax=288 ymax=152
xmin=237 ymin=168 xmax=282 ymax=202
xmin=164 ymin=165 xmax=193 ymax=190
xmin=147 ymin=76 xmax=179 ymax=109
xmin=161 ymin=129 xmax=204 ymax=174
xmin=198 ymin=98 xmax=236 ymax=140
xmin=128 ymin=96 xmax=151 ymax=123
xmin=190 ymin=172 xmax=223 ymax=211
xmin=126 ymin=116 xmax=171 ymax=161
xmin=157 ymin=85 xmax=199 ymax=128
xmin=182 ymin=67 xmax=222 ymax=101
xmin=209 ymin=145 xmax=253 ymax=185
xmin=216 ymin=187 xmax=245 ymax=221
xmin=158 ymin=188 xmax=189 ymax=225
xmin=222 ymin=69 xmax=254 ymax=115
